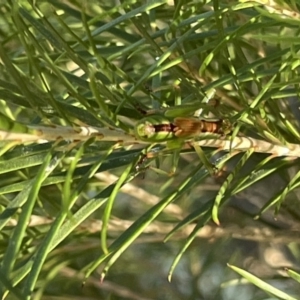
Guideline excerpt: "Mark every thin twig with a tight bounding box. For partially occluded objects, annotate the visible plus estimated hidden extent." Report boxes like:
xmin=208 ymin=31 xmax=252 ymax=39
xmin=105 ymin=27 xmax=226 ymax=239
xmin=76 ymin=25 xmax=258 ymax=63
xmin=2 ymin=124 xmax=300 ymax=157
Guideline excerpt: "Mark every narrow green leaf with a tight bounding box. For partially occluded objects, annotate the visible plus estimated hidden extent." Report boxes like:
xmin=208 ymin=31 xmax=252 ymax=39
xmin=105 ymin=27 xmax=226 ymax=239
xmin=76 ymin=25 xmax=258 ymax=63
xmin=1 ymin=146 xmax=60 ymax=284
xmin=212 ymin=148 xmax=254 ymax=224
xmin=228 ymin=264 xmax=298 ymax=300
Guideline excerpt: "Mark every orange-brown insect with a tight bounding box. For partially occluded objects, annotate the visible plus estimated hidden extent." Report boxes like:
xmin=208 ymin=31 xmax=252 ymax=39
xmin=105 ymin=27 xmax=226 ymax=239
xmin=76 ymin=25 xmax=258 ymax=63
xmin=173 ymin=117 xmax=225 ymax=138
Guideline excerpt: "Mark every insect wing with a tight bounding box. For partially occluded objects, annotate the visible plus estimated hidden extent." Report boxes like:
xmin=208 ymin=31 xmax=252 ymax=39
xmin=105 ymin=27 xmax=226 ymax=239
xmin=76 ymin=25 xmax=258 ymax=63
xmin=173 ymin=118 xmax=200 ymax=137
xmin=174 ymin=117 xmax=223 ymax=138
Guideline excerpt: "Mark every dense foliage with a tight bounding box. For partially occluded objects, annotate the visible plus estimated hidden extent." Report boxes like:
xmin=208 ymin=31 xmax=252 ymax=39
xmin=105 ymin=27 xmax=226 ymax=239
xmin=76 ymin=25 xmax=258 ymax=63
xmin=1 ymin=1 xmax=300 ymax=299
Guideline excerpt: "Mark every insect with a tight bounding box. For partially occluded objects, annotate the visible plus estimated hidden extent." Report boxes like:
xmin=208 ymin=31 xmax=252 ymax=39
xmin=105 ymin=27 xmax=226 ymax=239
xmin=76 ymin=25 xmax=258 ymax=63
xmin=134 ymin=88 xmax=232 ymax=143
xmin=134 ymin=115 xmax=228 ymax=142
xmin=133 ymin=91 xmax=232 ymax=175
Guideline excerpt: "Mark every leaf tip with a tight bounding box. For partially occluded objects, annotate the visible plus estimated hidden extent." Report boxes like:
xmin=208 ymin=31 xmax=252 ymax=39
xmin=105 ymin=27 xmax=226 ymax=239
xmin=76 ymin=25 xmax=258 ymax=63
xmin=100 ymin=271 xmax=106 ymax=283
